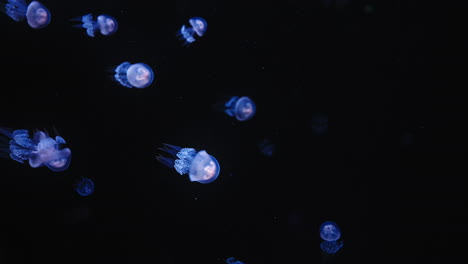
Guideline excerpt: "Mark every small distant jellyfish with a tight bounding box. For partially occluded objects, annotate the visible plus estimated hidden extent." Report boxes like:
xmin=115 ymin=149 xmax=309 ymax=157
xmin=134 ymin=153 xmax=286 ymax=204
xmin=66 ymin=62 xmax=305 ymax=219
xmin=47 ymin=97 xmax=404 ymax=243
xmin=70 ymin=13 xmax=118 ymax=37
xmin=0 ymin=0 xmax=51 ymax=29
xmin=226 ymin=257 xmax=244 ymax=264
xmin=74 ymin=177 xmax=95 ymax=196
xmin=177 ymin=17 xmax=207 ymax=45
xmin=156 ymin=143 xmax=220 ymax=184
xmin=224 ymin=96 xmax=256 ymax=122
xmin=114 ymin=62 xmax=154 ymax=89
xmin=258 ymin=138 xmax=275 ymax=157
xmin=0 ymin=127 xmax=71 ymax=172
xmin=319 ymin=221 xmax=344 ymax=254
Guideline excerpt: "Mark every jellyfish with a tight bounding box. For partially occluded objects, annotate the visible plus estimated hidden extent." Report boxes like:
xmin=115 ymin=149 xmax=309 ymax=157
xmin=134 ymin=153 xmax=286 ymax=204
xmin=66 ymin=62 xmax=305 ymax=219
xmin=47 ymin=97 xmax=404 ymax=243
xmin=70 ymin=13 xmax=118 ymax=37
xmin=226 ymin=257 xmax=244 ymax=264
xmin=155 ymin=143 xmax=220 ymax=184
xmin=319 ymin=221 xmax=344 ymax=254
xmin=74 ymin=177 xmax=95 ymax=196
xmin=224 ymin=96 xmax=256 ymax=122
xmin=0 ymin=0 xmax=51 ymax=29
xmin=0 ymin=127 xmax=71 ymax=172
xmin=177 ymin=17 xmax=207 ymax=45
xmin=113 ymin=62 xmax=154 ymax=89
xmin=258 ymin=138 xmax=275 ymax=157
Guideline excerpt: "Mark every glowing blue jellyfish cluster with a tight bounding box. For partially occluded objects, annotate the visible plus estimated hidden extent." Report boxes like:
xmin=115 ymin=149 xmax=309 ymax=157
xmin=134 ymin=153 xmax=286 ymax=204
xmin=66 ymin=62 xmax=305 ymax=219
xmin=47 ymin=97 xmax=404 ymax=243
xmin=319 ymin=221 xmax=344 ymax=254
xmin=224 ymin=96 xmax=256 ymax=122
xmin=74 ymin=177 xmax=95 ymax=196
xmin=1 ymin=0 xmax=51 ymax=29
xmin=114 ymin=62 xmax=155 ymax=89
xmin=156 ymin=143 xmax=220 ymax=184
xmin=71 ymin=13 xmax=118 ymax=37
xmin=0 ymin=128 xmax=71 ymax=172
xmin=226 ymin=257 xmax=244 ymax=264
xmin=178 ymin=17 xmax=208 ymax=45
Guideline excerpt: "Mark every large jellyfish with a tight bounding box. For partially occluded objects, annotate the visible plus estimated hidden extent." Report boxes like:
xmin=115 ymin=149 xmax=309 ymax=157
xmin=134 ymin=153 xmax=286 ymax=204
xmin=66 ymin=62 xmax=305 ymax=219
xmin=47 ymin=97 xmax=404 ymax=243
xmin=70 ymin=13 xmax=118 ymax=37
xmin=177 ymin=17 xmax=207 ymax=45
xmin=114 ymin=62 xmax=154 ymax=89
xmin=74 ymin=177 xmax=95 ymax=196
xmin=224 ymin=96 xmax=256 ymax=122
xmin=155 ymin=143 xmax=220 ymax=184
xmin=226 ymin=257 xmax=244 ymax=264
xmin=0 ymin=0 xmax=51 ymax=29
xmin=0 ymin=127 xmax=71 ymax=172
xmin=319 ymin=221 xmax=344 ymax=254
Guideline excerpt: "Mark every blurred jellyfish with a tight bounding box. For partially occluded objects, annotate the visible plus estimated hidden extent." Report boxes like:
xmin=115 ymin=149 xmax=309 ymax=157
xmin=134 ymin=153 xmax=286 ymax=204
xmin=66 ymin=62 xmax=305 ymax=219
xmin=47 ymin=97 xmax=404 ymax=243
xmin=226 ymin=257 xmax=244 ymax=264
xmin=0 ymin=0 xmax=51 ymax=29
xmin=74 ymin=177 xmax=95 ymax=196
xmin=156 ymin=143 xmax=220 ymax=184
xmin=258 ymin=138 xmax=275 ymax=157
xmin=310 ymin=113 xmax=328 ymax=135
xmin=114 ymin=62 xmax=154 ymax=89
xmin=319 ymin=221 xmax=344 ymax=254
xmin=224 ymin=96 xmax=256 ymax=122
xmin=177 ymin=17 xmax=207 ymax=45
xmin=70 ymin=13 xmax=117 ymax=37
xmin=0 ymin=127 xmax=71 ymax=172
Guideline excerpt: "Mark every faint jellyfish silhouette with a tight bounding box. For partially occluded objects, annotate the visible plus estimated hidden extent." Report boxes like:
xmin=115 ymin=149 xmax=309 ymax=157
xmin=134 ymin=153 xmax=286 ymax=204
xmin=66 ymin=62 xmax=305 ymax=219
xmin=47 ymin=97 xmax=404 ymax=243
xmin=177 ymin=17 xmax=207 ymax=45
xmin=113 ymin=62 xmax=154 ymax=89
xmin=70 ymin=13 xmax=117 ymax=37
xmin=310 ymin=113 xmax=328 ymax=135
xmin=224 ymin=96 xmax=256 ymax=122
xmin=319 ymin=221 xmax=344 ymax=254
xmin=226 ymin=257 xmax=244 ymax=264
xmin=0 ymin=127 xmax=71 ymax=172
xmin=258 ymin=138 xmax=275 ymax=157
xmin=156 ymin=143 xmax=220 ymax=184
xmin=74 ymin=177 xmax=95 ymax=196
xmin=0 ymin=0 xmax=51 ymax=29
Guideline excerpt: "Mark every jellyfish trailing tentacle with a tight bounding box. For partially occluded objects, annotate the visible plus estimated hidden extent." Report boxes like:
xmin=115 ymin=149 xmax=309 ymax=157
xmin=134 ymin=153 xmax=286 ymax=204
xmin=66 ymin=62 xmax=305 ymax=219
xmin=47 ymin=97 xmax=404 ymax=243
xmin=1 ymin=0 xmax=27 ymax=21
xmin=114 ymin=62 xmax=132 ymax=88
xmin=81 ymin=13 xmax=95 ymax=37
xmin=174 ymin=148 xmax=197 ymax=175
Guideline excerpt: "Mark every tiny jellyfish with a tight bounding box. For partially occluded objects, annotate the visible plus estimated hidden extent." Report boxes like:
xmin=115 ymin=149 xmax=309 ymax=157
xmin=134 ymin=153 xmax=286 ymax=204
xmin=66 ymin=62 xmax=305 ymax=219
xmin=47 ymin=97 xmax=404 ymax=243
xmin=0 ymin=127 xmax=71 ymax=172
xmin=310 ymin=113 xmax=328 ymax=135
xmin=319 ymin=221 xmax=344 ymax=254
xmin=177 ymin=17 xmax=207 ymax=45
xmin=226 ymin=257 xmax=244 ymax=264
xmin=74 ymin=177 xmax=95 ymax=196
xmin=156 ymin=143 xmax=220 ymax=184
xmin=70 ymin=13 xmax=118 ymax=37
xmin=114 ymin=61 xmax=154 ymax=89
xmin=0 ymin=0 xmax=51 ymax=29
xmin=258 ymin=138 xmax=275 ymax=157
xmin=224 ymin=96 xmax=256 ymax=122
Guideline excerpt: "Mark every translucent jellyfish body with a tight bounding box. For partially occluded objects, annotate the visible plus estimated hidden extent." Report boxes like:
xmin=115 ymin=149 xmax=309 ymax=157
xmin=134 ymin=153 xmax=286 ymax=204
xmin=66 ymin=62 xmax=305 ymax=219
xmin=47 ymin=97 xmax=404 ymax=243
xmin=71 ymin=13 xmax=117 ymax=37
xmin=74 ymin=177 xmax=95 ymax=196
xmin=178 ymin=17 xmax=207 ymax=45
xmin=319 ymin=221 xmax=344 ymax=254
xmin=156 ymin=143 xmax=220 ymax=184
xmin=226 ymin=257 xmax=245 ymax=264
xmin=258 ymin=138 xmax=275 ymax=157
xmin=114 ymin=62 xmax=154 ymax=88
xmin=0 ymin=128 xmax=71 ymax=172
xmin=0 ymin=0 xmax=51 ymax=29
xmin=225 ymin=96 xmax=256 ymax=121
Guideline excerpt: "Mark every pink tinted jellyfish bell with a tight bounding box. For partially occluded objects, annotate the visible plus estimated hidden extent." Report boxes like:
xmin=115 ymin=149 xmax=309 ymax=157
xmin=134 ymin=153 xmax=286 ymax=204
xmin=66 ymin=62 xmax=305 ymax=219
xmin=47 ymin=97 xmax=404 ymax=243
xmin=96 ymin=14 xmax=118 ymax=36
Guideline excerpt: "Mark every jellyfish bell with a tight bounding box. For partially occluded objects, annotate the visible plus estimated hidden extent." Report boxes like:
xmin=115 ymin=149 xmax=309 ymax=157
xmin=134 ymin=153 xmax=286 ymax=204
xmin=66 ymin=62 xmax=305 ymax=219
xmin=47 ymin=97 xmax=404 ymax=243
xmin=127 ymin=63 xmax=154 ymax=88
xmin=74 ymin=177 xmax=95 ymax=196
xmin=97 ymin=14 xmax=118 ymax=36
xmin=188 ymin=150 xmax=220 ymax=184
xmin=25 ymin=1 xmax=50 ymax=29
xmin=189 ymin=17 xmax=207 ymax=36
xmin=320 ymin=221 xmax=341 ymax=241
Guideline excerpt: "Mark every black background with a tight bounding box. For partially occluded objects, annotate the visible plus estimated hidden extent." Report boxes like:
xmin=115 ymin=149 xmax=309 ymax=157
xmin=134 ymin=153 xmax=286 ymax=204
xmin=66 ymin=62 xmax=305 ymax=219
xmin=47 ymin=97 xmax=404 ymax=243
xmin=0 ymin=0 xmax=466 ymax=263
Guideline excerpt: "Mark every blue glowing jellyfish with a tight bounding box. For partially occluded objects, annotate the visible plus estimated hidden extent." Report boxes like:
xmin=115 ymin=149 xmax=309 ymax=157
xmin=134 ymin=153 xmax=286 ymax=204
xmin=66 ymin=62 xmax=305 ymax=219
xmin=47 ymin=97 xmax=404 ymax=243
xmin=258 ymin=138 xmax=275 ymax=157
xmin=177 ymin=17 xmax=207 ymax=45
xmin=70 ymin=13 xmax=117 ymax=37
xmin=0 ymin=0 xmax=50 ymax=29
xmin=226 ymin=257 xmax=244 ymax=264
xmin=74 ymin=177 xmax=95 ymax=196
xmin=114 ymin=62 xmax=154 ymax=89
xmin=0 ymin=127 xmax=71 ymax=172
xmin=224 ymin=96 xmax=256 ymax=122
xmin=156 ymin=143 xmax=220 ymax=184
xmin=319 ymin=221 xmax=344 ymax=254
